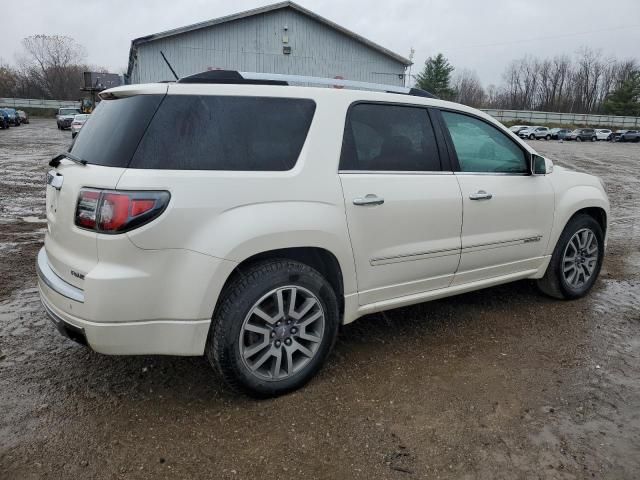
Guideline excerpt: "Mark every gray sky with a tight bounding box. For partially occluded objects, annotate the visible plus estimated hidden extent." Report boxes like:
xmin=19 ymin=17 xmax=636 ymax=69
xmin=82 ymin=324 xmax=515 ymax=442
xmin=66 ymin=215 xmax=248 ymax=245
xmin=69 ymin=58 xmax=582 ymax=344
xmin=3 ymin=0 xmax=640 ymax=85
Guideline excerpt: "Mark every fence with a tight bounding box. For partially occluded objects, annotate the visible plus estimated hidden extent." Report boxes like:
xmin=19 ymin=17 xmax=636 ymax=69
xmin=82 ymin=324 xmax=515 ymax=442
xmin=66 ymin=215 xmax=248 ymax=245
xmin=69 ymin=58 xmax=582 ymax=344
xmin=0 ymin=97 xmax=81 ymax=110
xmin=481 ymin=109 xmax=640 ymax=128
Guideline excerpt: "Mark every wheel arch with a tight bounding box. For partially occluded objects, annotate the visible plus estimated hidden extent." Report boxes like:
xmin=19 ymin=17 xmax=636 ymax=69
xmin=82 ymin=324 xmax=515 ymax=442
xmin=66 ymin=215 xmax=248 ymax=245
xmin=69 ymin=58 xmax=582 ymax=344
xmin=217 ymin=246 xmax=347 ymax=318
xmin=545 ymin=189 xmax=609 ymax=257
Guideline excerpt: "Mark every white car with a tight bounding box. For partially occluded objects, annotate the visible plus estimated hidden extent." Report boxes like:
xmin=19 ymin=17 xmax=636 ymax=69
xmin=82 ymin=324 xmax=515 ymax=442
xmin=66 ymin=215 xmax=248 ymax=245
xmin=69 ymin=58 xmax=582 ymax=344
xmin=38 ymin=71 xmax=610 ymax=397
xmin=519 ymin=126 xmax=551 ymax=140
xmin=70 ymin=114 xmax=90 ymax=138
xmin=595 ymin=129 xmax=612 ymax=141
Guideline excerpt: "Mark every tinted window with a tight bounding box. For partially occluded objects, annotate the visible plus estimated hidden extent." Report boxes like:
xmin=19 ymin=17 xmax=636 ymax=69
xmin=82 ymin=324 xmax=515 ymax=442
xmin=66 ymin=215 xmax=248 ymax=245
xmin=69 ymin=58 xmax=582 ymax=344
xmin=130 ymin=96 xmax=315 ymax=171
xmin=70 ymin=95 xmax=163 ymax=167
xmin=340 ymin=103 xmax=440 ymax=171
xmin=441 ymin=111 xmax=528 ymax=174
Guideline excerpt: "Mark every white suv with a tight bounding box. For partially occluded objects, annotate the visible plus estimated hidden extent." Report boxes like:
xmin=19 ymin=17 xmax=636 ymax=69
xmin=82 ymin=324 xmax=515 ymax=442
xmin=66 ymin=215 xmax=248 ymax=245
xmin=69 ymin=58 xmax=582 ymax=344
xmin=38 ymin=71 xmax=609 ymax=397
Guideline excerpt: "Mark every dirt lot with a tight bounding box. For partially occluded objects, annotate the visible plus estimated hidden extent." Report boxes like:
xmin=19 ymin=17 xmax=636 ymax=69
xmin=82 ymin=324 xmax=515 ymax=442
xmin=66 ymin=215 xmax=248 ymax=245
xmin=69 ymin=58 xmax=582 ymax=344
xmin=1 ymin=119 xmax=639 ymax=479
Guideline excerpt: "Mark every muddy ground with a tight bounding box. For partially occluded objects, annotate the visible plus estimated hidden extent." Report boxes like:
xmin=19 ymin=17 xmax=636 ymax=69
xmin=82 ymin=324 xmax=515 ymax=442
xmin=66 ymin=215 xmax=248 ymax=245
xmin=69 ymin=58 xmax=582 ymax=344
xmin=1 ymin=119 xmax=639 ymax=479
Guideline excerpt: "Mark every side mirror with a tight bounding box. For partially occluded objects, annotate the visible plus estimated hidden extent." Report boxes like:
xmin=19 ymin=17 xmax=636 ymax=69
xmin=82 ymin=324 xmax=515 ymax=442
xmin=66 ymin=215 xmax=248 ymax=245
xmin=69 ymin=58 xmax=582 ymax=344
xmin=531 ymin=154 xmax=550 ymax=175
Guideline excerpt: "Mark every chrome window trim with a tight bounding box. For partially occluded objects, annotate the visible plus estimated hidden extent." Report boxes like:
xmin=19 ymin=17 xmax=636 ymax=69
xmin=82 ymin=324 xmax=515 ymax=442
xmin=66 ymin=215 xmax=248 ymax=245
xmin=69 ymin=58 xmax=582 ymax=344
xmin=454 ymin=172 xmax=529 ymax=176
xmin=339 ymin=170 xmax=454 ymax=175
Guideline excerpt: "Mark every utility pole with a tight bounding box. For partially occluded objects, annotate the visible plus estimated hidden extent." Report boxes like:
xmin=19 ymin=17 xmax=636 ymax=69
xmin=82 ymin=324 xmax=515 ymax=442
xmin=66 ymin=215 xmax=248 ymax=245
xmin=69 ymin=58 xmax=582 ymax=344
xmin=406 ymin=47 xmax=415 ymax=88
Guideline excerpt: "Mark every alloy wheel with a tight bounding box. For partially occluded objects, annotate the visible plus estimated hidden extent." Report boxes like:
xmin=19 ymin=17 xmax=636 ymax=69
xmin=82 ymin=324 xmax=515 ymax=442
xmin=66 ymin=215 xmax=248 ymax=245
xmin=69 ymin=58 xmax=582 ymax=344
xmin=562 ymin=228 xmax=599 ymax=289
xmin=239 ymin=286 xmax=325 ymax=381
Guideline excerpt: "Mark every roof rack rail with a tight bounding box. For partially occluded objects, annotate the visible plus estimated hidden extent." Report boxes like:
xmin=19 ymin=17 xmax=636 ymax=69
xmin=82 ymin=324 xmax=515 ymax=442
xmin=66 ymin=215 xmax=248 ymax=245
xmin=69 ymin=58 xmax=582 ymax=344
xmin=177 ymin=70 xmax=438 ymax=99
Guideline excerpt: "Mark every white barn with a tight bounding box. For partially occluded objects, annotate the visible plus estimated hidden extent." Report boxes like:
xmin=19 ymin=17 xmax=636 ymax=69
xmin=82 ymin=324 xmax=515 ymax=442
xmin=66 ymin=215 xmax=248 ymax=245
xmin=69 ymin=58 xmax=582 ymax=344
xmin=126 ymin=1 xmax=411 ymax=86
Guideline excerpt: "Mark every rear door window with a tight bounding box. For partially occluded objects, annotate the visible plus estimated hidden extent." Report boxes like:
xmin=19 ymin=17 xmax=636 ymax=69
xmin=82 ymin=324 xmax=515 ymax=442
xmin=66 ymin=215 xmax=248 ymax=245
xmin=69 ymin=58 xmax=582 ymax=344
xmin=130 ymin=96 xmax=316 ymax=171
xmin=340 ymin=103 xmax=441 ymax=171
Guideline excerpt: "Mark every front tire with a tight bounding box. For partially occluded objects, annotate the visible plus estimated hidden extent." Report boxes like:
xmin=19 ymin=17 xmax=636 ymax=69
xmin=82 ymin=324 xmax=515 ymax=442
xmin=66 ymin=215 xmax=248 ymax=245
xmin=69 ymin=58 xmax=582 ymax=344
xmin=529 ymin=134 xmax=535 ymax=140
xmin=206 ymin=259 xmax=340 ymax=397
xmin=537 ymin=214 xmax=604 ymax=300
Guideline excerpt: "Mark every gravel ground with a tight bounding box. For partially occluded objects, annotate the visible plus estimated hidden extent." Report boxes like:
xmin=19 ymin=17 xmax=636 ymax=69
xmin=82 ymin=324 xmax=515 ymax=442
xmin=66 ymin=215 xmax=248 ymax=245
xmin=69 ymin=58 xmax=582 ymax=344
xmin=1 ymin=120 xmax=639 ymax=479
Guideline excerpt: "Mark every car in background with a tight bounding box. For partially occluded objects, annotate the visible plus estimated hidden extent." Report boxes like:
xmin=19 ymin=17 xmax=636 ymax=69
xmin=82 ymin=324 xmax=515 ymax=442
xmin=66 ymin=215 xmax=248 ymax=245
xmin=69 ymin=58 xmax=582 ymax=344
xmin=613 ymin=130 xmax=640 ymax=142
xmin=16 ymin=110 xmax=29 ymax=124
xmin=0 ymin=109 xmax=9 ymax=129
xmin=532 ymin=126 xmax=552 ymax=140
xmin=595 ymin=129 xmax=612 ymax=141
xmin=550 ymin=128 xmax=572 ymax=140
xmin=509 ymin=125 xmax=529 ymax=134
xmin=56 ymin=107 xmax=80 ymax=130
xmin=70 ymin=114 xmax=90 ymax=138
xmin=566 ymin=128 xmax=597 ymax=142
xmin=1 ymin=107 xmax=21 ymax=126
xmin=518 ymin=126 xmax=547 ymax=140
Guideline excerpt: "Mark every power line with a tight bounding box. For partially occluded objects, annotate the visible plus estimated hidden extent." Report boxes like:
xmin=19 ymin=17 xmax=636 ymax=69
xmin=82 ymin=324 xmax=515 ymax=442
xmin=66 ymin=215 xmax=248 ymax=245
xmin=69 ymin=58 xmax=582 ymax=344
xmin=445 ymin=24 xmax=640 ymax=51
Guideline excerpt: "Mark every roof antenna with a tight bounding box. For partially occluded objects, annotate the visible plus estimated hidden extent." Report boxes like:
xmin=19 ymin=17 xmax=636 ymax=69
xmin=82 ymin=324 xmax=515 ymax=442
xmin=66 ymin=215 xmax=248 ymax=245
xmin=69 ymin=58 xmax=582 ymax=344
xmin=160 ymin=50 xmax=179 ymax=81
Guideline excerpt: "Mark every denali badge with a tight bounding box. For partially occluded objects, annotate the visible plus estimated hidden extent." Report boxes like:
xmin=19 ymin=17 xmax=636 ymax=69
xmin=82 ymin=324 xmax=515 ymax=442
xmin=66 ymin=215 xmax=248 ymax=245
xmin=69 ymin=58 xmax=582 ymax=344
xmin=70 ymin=270 xmax=85 ymax=280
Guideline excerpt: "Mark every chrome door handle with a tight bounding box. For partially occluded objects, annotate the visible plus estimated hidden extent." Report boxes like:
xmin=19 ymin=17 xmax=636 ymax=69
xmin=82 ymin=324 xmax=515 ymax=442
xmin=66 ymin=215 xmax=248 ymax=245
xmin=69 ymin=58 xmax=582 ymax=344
xmin=469 ymin=190 xmax=493 ymax=200
xmin=353 ymin=194 xmax=385 ymax=206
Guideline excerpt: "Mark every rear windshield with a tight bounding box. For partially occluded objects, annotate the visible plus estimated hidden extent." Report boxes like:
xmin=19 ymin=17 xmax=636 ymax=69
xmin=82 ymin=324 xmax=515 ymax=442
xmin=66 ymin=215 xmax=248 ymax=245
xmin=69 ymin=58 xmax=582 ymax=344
xmin=71 ymin=94 xmax=316 ymax=171
xmin=129 ymin=95 xmax=316 ymax=171
xmin=70 ymin=95 xmax=163 ymax=167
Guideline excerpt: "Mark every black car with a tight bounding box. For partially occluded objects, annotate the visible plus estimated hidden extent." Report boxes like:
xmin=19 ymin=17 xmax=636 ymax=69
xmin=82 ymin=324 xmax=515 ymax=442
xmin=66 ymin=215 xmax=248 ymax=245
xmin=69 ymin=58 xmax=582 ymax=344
xmin=613 ymin=130 xmax=640 ymax=142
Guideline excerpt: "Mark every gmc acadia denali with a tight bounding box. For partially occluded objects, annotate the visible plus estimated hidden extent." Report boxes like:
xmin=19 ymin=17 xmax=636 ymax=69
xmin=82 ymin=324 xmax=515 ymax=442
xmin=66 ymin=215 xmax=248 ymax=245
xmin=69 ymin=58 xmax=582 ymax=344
xmin=38 ymin=71 xmax=609 ymax=397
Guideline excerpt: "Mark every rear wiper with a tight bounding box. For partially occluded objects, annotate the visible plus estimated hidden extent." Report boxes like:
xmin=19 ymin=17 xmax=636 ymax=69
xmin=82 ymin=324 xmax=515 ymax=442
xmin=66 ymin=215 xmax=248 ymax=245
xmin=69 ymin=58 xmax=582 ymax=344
xmin=49 ymin=152 xmax=87 ymax=167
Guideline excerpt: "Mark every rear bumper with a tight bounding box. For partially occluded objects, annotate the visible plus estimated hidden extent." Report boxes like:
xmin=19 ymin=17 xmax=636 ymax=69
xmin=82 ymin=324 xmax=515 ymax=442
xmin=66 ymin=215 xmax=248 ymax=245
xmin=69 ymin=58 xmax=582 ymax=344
xmin=36 ymin=246 xmax=228 ymax=356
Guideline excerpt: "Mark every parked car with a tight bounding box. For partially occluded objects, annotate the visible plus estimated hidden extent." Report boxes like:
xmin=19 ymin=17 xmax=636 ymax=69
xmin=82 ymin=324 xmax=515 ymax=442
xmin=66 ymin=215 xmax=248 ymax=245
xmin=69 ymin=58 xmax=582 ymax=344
xmin=532 ymin=127 xmax=552 ymax=140
xmin=2 ymin=107 xmax=21 ymax=126
xmin=56 ymin=107 xmax=81 ymax=130
xmin=509 ymin=125 xmax=529 ymax=134
xmin=566 ymin=128 xmax=597 ymax=142
xmin=70 ymin=114 xmax=90 ymax=138
xmin=16 ymin=110 xmax=29 ymax=124
xmin=550 ymin=128 xmax=572 ymax=140
xmin=38 ymin=70 xmax=609 ymax=397
xmin=0 ymin=109 xmax=10 ymax=129
xmin=518 ymin=126 xmax=547 ymax=140
xmin=613 ymin=130 xmax=640 ymax=142
xmin=595 ymin=129 xmax=612 ymax=141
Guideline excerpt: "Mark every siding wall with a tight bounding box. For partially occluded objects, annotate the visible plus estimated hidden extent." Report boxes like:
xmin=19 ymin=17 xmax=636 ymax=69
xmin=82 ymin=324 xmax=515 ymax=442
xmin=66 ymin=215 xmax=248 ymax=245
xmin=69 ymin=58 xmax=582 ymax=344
xmin=129 ymin=9 xmax=406 ymax=86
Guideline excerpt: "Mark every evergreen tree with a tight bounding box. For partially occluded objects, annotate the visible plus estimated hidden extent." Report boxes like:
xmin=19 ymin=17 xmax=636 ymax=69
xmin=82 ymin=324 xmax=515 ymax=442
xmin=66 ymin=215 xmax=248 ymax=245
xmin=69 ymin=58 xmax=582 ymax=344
xmin=415 ymin=53 xmax=455 ymax=99
xmin=603 ymin=71 xmax=640 ymax=116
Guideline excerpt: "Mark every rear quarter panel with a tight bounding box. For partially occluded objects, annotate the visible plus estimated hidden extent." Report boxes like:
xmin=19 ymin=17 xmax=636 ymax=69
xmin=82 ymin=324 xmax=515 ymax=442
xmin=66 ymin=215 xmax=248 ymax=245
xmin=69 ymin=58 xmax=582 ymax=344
xmin=116 ymin=90 xmax=358 ymax=296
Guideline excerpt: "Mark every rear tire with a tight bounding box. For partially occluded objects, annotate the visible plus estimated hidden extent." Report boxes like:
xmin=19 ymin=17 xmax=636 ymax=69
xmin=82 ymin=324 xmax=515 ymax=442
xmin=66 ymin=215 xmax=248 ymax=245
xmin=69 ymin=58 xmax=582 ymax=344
xmin=206 ymin=259 xmax=340 ymax=397
xmin=591 ymin=136 xmax=596 ymax=142
xmin=537 ymin=214 xmax=604 ymax=300
xmin=545 ymin=135 xmax=551 ymax=140
xmin=576 ymin=137 xmax=582 ymax=142
xmin=529 ymin=134 xmax=535 ymax=140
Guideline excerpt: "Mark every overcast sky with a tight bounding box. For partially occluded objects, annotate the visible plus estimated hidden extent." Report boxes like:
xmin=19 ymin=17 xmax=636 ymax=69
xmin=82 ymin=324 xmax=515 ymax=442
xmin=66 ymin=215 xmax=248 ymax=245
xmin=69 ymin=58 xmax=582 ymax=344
xmin=3 ymin=0 xmax=639 ymax=85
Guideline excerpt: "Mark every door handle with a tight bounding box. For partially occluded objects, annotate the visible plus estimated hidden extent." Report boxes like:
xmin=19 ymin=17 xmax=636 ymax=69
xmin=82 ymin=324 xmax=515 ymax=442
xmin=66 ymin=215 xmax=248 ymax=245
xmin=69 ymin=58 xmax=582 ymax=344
xmin=353 ymin=194 xmax=385 ymax=206
xmin=469 ymin=190 xmax=493 ymax=200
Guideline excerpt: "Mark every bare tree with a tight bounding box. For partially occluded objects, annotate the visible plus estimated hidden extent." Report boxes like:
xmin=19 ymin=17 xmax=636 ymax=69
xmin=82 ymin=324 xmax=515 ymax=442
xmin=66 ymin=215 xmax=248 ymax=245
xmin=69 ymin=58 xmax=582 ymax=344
xmin=17 ymin=35 xmax=87 ymax=100
xmin=452 ymin=69 xmax=486 ymax=108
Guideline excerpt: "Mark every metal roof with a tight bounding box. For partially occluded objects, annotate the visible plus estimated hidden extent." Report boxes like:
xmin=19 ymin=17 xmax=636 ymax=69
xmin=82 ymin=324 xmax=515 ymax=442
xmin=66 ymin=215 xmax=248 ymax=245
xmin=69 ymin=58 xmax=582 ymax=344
xmin=129 ymin=1 xmax=412 ymax=66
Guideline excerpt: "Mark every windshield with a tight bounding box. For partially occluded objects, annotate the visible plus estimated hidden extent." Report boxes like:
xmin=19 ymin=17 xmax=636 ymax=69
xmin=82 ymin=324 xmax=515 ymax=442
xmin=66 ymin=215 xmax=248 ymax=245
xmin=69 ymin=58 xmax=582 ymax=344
xmin=60 ymin=108 xmax=79 ymax=115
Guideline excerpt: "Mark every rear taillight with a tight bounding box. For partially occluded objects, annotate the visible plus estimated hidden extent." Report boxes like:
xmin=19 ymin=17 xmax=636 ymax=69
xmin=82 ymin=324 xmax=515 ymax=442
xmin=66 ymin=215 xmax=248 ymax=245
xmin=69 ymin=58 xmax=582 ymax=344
xmin=75 ymin=189 xmax=170 ymax=234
